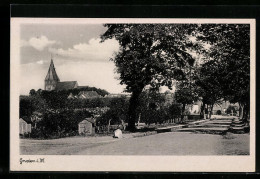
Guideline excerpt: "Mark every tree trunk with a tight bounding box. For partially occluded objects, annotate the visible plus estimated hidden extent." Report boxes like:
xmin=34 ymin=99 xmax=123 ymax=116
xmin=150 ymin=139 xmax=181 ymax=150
xmin=209 ymin=104 xmax=214 ymax=119
xmin=181 ymin=103 xmax=186 ymax=123
xmin=243 ymin=102 xmax=250 ymax=124
xmin=246 ymin=103 xmax=250 ymax=122
xmin=138 ymin=113 xmax=141 ymax=126
xmin=127 ymin=90 xmax=142 ymax=131
xmin=239 ymin=103 xmax=244 ymax=120
xmin=121 ymin=120 xmax=126 ymax=130
xmin=206 ymin=104 xmax=209 ymax=119
xmin=200 ymin=102 xmax=205 ymax=119
xmin=107 ymin=119 xmax=112 ymax=133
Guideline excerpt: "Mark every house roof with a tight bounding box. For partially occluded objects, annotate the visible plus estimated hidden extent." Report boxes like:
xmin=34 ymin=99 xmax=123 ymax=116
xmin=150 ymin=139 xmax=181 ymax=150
xmin=86 ymin=118 xmax=96 ymax=123
xmin=20 ymin=116 xmax=33 ymax=124
xmin=78 ymin=91 xmax=100 ymax=98
xmin=55 ymin=81 xmax=78 ymax=91
xmin=213 ymin=105 xmax=222 ymax=111
xmin=79 ymin=118 xmax=95 ymax=124
xmin=45 ymin=59 xmax=60 ymax=82
xmin=20 ymin=118 xmax=27 ymax=123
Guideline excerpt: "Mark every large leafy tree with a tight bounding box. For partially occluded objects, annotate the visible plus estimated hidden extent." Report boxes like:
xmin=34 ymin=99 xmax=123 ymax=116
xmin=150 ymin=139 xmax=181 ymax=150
xmin=101 ymin=24 xmax=199 ymax=130
xmin=174 ymin=57 xmax=199 ymax=121
xmin=197 ymin=24 xmax=250 ymax=121
xmin=175 ymin=83 xmax=198 ymax=120
xmin=195 ymin=60 xmax=223 ymax=119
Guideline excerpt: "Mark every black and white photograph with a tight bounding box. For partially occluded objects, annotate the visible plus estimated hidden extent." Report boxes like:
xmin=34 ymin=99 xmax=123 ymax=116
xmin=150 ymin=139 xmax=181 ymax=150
xmin=10 ymin=18 xmax=255 ymax=172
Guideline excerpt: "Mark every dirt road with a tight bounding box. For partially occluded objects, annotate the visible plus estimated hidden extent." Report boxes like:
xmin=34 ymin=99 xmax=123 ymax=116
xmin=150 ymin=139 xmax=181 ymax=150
xmin=20 ymin=132 xmax=249 ymax=155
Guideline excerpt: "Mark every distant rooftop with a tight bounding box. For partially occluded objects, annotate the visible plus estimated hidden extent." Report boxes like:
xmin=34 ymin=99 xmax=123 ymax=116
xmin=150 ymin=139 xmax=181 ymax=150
xmin=55 ymin=81 xmax=78 ymax=91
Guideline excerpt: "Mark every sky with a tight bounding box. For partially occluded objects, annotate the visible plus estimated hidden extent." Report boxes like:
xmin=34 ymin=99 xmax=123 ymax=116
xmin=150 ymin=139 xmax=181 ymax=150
xmin=20 ymin=23 xmax=177 ymax=95
xmin=20 ymin=24 xmax=126 ymax=95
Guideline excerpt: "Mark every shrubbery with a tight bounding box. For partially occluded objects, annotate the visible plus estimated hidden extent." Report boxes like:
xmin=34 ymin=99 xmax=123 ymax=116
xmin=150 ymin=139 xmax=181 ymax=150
xmin=141 ymin=108 xmax=169 ymax=124
xmin=216 ymin=110 xmax=222 ymax=115
xmin=97 ymin=97 xmax=129 ymax=126
xmin=30 ymin=110 xmax=92 ymax=139
xmin=20 ymin=88 xmax=127 ymax=138
xmin=20 ymin=87 xmax=186 ymax=138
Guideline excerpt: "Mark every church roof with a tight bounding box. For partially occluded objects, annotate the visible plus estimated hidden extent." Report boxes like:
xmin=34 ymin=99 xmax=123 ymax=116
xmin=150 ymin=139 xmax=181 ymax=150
xmin=45 ymin=59 xmax=60 ymax=81
xmin=55 ymin=81 xmax=78 ymax=91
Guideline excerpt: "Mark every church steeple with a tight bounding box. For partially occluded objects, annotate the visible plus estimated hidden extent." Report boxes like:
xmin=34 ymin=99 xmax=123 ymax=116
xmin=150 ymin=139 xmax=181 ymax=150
xmin=44 ymin=59 xmax=60 ymax=91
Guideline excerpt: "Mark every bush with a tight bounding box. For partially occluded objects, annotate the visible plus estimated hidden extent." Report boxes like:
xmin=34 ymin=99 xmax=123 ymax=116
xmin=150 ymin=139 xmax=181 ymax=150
xmin=169 ymin=103 xmax=182 ymax=116
xmin=97 ymin=97 xmax=129 ymax=126
xmin=30 ymin=128 xmax=46 ymax=139
xmin=216 ymin=110 xmax=222 ymax=115
xmin=226 ymin=105 xmax=237 ymax=114
xmin=31 ymin=109 xmax=92 ymax=139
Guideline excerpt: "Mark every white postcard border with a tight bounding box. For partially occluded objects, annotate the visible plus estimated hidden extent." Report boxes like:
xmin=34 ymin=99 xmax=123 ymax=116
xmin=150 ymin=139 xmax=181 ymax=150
xmin=10 ymin=18 xmax=256 ymax=172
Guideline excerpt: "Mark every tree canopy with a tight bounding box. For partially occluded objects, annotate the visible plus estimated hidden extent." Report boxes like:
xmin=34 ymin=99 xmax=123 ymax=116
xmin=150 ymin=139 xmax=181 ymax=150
xmin=101 ymin=24 xmax=200 ymax=130
xmin=197 ymin=24 xmax=250 ymax=120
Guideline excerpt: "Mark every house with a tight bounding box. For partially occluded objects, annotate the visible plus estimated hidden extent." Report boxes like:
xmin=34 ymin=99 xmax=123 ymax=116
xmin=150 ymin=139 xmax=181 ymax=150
xmin=67 ymin=91 xmax=101 ymax=99
xmin=187 ymin=101 xmax=202 ymax=114
xmin=212 ymin=101 xmax=239 ymax=115
xmin=78 ymin=91 xmax=101 ymax=99
xmin=187 ymin=100 xmax=239 ymax=115
xmin=19 ymin=118 xmax=31 ymax=135
xmin=78 ymin=118 xmax=96 ymax=135
xmin=67 ymin=93 xmax=79 ymax=99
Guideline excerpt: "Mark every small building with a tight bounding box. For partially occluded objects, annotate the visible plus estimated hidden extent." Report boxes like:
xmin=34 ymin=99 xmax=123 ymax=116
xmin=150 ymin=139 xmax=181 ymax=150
xmin=78 ymin=91 xmax=101 ymax=99
xmin=67 ymin=92 xmax=78 ymax=99
xmin=19 ymin=118 xmax=31 ymax=135
xmin=78 ymin=118 xmax=95 ymax=135
xmin=68 ymin=91 xmax=101 ymax=99
xmin=212 ymin=101 xmax=239 ymax=115
xmin=188 ymin=101 xmax=202 ymax=114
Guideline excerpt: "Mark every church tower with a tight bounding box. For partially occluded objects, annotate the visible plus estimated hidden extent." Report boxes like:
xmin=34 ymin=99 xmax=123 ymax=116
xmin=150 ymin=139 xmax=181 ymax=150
xmin=44 ymin=59 xmax=60 ymax=91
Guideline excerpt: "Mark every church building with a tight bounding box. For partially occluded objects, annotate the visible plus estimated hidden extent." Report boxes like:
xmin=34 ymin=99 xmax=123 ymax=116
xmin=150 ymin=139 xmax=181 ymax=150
xmin=44 ymin=59 xmax=78 ymax=91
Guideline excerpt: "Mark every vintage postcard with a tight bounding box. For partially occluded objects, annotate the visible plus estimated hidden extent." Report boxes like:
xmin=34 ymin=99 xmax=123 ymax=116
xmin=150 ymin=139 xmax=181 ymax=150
xmin=10 ymin=18 xmax=255 ymax=172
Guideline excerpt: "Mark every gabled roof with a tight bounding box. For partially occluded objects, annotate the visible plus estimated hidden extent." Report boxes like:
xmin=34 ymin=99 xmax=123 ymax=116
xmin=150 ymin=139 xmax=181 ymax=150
xmin=68 ymin=93 xmax=74 ymax=99
xmin=78 ymin=91 xmax=100 ymax=98
xmin=20 ymin=118 xmax=27 ymax=123
xmin=86 ymin=118 xmax=96 ymax=123
xmin=55 ymin=81 xmax=78 ymax=91
xmin=20 ymin=117 xmax=33 ymax=124
xmin=45 ymin=59 xmax=60 ymax=81
xmin=79 ymin=118 xmax=95 ymax=124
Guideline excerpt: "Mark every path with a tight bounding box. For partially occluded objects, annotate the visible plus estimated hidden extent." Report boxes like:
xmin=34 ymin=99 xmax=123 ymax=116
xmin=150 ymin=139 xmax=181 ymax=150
xmin=20 ymin=132 xmax=249 ymax=155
